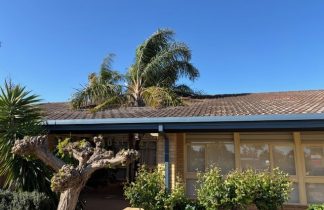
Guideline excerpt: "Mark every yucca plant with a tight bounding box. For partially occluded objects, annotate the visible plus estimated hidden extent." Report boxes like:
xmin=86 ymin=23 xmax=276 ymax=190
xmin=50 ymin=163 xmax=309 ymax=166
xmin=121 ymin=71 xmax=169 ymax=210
xmin=0 ymin=80 xmax=52 ymax=195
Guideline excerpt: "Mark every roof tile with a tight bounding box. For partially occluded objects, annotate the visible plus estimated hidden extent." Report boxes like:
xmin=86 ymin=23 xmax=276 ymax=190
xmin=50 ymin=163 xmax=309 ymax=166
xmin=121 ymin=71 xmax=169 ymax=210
xmin=40 ymin=90 xmax=324 ymax=120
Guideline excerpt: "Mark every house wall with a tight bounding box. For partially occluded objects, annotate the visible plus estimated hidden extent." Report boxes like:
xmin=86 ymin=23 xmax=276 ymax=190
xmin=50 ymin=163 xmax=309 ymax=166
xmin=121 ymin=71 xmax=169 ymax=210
xmin=163 ymin=131 xmax=324 ymax=207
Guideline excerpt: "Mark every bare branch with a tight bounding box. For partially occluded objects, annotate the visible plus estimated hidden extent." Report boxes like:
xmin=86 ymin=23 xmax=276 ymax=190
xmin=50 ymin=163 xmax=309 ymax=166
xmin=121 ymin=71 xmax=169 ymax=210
xmin=12 ymin=135 xmax=65 ymax=172
xmin=82 ymin=149 xmax=139 ymax=179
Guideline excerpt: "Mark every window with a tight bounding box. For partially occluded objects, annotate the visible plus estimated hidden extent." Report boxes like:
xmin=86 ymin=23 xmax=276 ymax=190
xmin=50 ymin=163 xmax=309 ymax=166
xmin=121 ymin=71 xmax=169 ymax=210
xmin=306 ymin=183 xmax=324 ymax=203
xmin=273 ymin=145 xmax=296 ymax=175
xmin=187 ymin=145 xmax=205 ymax=172
xmin=304 ymin=146 xmax=324 ymax=176
xmin=186 ymin=179 xmax=198 ymax=198
xmin=206 ymin=141 xmax=235 ymax=174
xmin=240 ymin=144 xmax=270 ymax=170
xmin=139 ymin=141 xmax=156 ymax=168
xmin=187 ymin=141 xmax=235 ymax=174
xmin=288 ymin=183 xmax=299 ymax=203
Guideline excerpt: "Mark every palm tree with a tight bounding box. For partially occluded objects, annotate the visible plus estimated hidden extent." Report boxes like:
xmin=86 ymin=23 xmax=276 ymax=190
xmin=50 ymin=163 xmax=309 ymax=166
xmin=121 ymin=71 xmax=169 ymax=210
xmin=71 ymin=53 xmax=124 ymax=110
xmin=0 ymin=80 xmax=53 ymax=195
xmin=71 ymin=29 xmax=199 ymax=110
xmin=126 ymin=29 xmax=199 ymax=107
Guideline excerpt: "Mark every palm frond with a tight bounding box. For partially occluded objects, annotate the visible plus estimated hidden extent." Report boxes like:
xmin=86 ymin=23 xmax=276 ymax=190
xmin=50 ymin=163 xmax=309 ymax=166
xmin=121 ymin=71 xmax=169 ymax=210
xmin=142 ymin=86 xmax=182 ymax=108
xmin=91 ymin=95 xmax=127 ymax=112
xmin=141 ymin=42 xmax=199 ymax=87
xmin=70 ymin=54 xmax=123 ymax=109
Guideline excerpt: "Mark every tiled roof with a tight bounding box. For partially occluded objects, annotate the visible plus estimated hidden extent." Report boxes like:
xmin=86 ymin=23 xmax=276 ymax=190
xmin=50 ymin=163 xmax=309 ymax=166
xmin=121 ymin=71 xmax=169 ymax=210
xmin=40 ymin=90 xmax=324 ymax=120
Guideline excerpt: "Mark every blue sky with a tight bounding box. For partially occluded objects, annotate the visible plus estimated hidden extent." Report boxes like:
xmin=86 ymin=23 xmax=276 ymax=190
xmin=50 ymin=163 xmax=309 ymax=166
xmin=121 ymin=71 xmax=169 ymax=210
xmin=1 ymin=0 xmax=324 ymax=102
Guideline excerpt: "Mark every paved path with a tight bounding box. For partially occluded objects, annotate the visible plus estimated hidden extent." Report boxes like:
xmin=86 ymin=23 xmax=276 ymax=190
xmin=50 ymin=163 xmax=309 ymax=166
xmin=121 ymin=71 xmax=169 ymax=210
xmin=81 ymin=193 xmax=129 ymax=210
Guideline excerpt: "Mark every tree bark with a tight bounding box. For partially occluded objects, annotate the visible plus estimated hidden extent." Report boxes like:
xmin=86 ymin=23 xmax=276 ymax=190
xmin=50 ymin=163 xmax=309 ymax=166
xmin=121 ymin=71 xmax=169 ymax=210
xmin=12 ymin=135 xmax=139 ymax=210
xmin=57 ymin=187 xmax=83 ymax=210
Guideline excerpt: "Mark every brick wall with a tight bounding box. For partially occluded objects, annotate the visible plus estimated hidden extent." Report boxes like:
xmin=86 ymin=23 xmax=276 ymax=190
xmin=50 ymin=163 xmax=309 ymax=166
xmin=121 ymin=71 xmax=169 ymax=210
xmin=175 ymin=133 xmax=184 ymax=180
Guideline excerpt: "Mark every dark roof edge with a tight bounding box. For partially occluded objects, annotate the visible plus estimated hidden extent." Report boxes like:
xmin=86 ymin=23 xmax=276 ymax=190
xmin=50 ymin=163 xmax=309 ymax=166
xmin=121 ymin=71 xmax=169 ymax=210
xmin=45 ymin=113 xmax=324 ymax=133
xmin=46 ymin=113 xmax=324 ymax=125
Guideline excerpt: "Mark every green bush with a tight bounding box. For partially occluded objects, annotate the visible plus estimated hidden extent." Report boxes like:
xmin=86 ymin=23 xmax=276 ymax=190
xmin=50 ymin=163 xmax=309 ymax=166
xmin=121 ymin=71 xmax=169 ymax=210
xmin=196 ymin=167 xmax=224 ymax=210
xmin=0 ymin=190 xmax=51 ymax=210
xmin=308 ymin=204 xmax=324 ymax=210
xmin=124 ymin=166 xmax=189 ymax=210
xmin=196 ymin=167 xmax=292 ymax=210
xmin=124 ymin=166 xmax=167 ymax=210
xmin=253 ymin=168 xmax=292 ymax=210
xmin=221 ymin=169 xmax=256 ymax=210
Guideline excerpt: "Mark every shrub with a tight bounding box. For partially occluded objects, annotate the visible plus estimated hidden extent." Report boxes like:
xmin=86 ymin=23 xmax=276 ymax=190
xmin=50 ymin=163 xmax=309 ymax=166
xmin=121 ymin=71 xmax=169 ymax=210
xmin=196 ymin=167 xmax=292 ymax=210
xmin=184 ymin=200 xmax=205 ymax=210
xmin=165 ymin=178 xmax=188 ymax=209
xmin=253 ymin=168 xmax=292 ymax=210
xmin=124 ymin=166 xmax=167 ymax=210
xmin=124 ymin=166 xmax=189 ymax=210
xmin=221 ymin=169 xmax=256 ymax=210
xmin=0 ymin=190 xmax=51 ymax=210
xmin=308 ymin=204 xmax=324 ymax=210
xmin=196 ymin=167 xmax=224 ymax=210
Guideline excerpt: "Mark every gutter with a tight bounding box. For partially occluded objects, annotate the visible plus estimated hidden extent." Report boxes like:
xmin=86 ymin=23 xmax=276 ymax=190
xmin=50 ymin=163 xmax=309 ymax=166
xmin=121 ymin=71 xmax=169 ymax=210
xmin=45 ymin=113 xmax=324 ymax=133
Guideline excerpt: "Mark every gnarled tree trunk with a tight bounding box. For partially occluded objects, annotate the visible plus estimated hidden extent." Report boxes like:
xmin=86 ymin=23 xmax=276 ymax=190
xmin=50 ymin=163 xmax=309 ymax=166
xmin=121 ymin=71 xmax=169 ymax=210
xmin=57 ymin=188 xmax=82 ymax=210
xmin=12 ymin=135 xmax=139 ymax=210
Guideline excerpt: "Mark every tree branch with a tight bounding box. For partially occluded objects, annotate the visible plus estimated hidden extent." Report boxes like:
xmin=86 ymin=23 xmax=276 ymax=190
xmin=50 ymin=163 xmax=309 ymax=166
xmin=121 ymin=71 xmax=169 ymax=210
xmin=62 ymin=140 xmax=93 ymax=167
xmin=84 ymin=149 xmax=139 ymax=177
xmin=12 ymin=135 xmax=65 ymax=172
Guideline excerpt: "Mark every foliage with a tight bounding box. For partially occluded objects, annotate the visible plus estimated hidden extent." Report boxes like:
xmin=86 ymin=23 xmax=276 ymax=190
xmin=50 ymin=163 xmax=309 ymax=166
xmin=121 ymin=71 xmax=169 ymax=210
xmin=55 ymin=138 xmax=79 ymax=164
xmin=164 ymin=177 xmax=188 ymax=209
xmin=196 ymin=167 xmax=292 ymax=210
xmin=71 ymin=29 xmax=200 ymax=110
xmin=0 ymin=190 xmax=52 ymax=210
xmin=0 ymin=80 xmax=53 ymax=195
xmin=308 ymin=204 xmax=324 ymax=210
xmin=196 ymin=167 xmax=224 ymax=210
xmin=253 ymin=168 xmax=292 ymax=210
xmin=221 ymin=169 xmax=256 ymax=210
xmin=126 ymin=29 xmax=199 ymax=107
xmin=183 ymin=200 xmax=205 ymax=210
xmin=124 ymin=166 xmax=166 ymax=210
xmin=71 ymin=53 xmax=124 ymax=110
xmin=124 ymin=166 xmax=189 ymax=210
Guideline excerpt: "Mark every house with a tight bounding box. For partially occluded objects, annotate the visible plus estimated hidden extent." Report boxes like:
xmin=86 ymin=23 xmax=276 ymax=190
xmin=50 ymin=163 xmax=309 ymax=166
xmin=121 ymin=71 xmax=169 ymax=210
xmin=41 ymin=90 xmax=324 ymax=206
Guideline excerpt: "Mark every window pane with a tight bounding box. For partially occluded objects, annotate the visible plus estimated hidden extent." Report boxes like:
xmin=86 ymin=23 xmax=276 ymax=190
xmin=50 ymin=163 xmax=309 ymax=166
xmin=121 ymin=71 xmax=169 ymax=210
xmin=273 ymin=145 xmax=296 ymax=175
xmin=240 ymin=144 xmax=270 ymax=170
xmin=304 ymin=146 xmax=324 ymax=176
xmin=306 ymin=183 xmax=324 ymax=203
xmin=287 ymin=183 xmax=299 ymax=203
xmin=206 ymin=141 xmax=235 ymax=175
xmin=187 ymin=145 xmax=205 ymax=172
xmin=139 ymin=141 xmax=156 ymax=167
xmin=186 ymin=179 xmax=198 ymax=198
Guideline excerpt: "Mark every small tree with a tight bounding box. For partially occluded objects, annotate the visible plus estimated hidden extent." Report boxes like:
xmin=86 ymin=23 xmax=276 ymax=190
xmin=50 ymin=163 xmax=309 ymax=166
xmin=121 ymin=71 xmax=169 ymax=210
xmin=12 ymin=135 xmax=138 ymax=210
